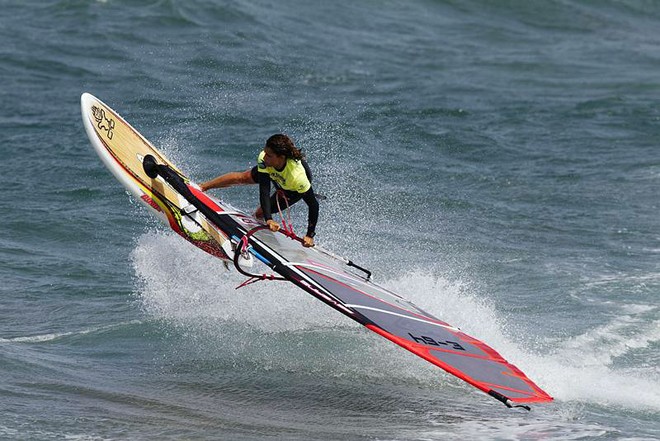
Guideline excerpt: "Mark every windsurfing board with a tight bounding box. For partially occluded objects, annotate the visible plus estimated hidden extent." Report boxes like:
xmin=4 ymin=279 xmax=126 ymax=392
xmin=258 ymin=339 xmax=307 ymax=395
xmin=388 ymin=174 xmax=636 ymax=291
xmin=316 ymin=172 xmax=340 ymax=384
xmin=81 ymin=93 xmax=254 ymax=264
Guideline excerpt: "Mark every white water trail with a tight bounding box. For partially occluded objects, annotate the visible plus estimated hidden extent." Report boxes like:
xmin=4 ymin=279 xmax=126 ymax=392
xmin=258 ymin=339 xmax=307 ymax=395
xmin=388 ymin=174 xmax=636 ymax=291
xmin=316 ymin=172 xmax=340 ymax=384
xmin=131 ymin=230 xmax=660 ymax=413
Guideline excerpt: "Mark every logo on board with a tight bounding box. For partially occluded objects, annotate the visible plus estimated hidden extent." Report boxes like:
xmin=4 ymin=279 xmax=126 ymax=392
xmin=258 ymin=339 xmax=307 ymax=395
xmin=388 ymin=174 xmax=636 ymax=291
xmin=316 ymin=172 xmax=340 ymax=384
xmin=92 ymin=105 xmax=115 ymax=140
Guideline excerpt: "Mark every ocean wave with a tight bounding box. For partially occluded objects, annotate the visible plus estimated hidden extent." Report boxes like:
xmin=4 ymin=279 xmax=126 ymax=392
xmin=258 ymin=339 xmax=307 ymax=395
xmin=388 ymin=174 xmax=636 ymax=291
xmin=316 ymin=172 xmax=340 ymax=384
xmin=0 ymin=321 xmax=143 ymax=344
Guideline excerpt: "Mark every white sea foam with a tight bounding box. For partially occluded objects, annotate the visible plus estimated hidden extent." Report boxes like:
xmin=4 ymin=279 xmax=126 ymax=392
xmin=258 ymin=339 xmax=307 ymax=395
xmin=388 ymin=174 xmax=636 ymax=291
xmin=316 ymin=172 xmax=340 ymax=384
xmin=131 ymin=230 xmax=660 ymax=413
xmin=418 ymin=413 xmax=610 ymax=441
xmin=131 ymin=230 xmax=353 ymax=332
xmin=540 ymin=315 xmax=660 ymax=412
xmin=387 ymin=271 xmax=660 ymax=412
xmin=0 ymin=321 xmax=142 ymax=344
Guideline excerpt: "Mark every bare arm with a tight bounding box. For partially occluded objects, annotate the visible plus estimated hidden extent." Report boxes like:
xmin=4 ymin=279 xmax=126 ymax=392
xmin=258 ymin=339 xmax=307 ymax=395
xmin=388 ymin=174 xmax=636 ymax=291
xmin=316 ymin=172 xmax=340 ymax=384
xmin=200 ymin=169 xmax=254 ymax=191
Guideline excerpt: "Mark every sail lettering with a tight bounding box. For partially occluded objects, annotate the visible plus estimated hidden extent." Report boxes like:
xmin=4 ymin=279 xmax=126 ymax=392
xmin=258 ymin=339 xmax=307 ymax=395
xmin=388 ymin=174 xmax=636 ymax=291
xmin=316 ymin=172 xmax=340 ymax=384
xmin=409 ymin=333 xmax=465 ymax=351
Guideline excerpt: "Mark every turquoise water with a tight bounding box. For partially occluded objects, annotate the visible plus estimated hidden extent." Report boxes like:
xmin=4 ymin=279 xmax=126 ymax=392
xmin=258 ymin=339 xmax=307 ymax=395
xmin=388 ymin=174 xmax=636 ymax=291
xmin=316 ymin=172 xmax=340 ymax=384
xmin=1 ymin=1 xmax=659 ymax=439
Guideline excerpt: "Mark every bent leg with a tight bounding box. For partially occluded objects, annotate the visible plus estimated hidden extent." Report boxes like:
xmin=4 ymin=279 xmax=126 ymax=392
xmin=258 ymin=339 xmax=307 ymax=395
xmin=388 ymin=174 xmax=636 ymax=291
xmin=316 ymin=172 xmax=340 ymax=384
xmin=254 ymin=192 xmax=300 ymax=220
xmin=275 ymin=190 xmax=304 ymax=209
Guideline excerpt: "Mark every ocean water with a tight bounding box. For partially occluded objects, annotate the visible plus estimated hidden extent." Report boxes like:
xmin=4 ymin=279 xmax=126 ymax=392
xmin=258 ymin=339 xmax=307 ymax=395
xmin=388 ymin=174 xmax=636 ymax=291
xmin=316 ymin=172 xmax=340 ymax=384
xmin=1 ymin=0 xmax=659 ymax=439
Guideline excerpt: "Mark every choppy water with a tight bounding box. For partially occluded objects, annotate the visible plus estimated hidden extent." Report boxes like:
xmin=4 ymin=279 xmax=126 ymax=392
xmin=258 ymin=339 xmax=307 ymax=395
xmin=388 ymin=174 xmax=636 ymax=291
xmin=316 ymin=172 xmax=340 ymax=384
xmin=1 ymin=0 xmax=659 ymax=439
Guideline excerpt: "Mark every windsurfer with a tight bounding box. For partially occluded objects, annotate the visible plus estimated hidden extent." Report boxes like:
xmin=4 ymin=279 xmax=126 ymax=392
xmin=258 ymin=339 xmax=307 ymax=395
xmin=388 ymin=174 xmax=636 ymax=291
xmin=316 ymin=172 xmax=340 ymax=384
xmin=200 ymin=134 xmax=319 ymax=248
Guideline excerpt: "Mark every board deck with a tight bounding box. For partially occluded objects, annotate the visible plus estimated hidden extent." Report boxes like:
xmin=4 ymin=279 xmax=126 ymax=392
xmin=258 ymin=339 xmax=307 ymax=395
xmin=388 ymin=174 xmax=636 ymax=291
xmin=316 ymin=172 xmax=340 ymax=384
xmin=81 ymin=93 xmax=239 ymax=261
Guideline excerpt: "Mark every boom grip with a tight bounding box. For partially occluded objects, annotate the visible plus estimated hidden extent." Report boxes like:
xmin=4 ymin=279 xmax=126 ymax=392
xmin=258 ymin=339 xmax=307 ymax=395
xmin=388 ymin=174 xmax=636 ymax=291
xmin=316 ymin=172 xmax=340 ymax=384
xmin=347 ymin=261 xmax=372 ymax=281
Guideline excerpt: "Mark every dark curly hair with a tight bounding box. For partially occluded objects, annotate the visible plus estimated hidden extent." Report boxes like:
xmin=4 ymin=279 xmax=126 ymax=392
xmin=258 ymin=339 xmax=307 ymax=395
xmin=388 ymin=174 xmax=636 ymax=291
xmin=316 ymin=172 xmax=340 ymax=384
xmin=265 ymin=134 xmax=304 ymax=160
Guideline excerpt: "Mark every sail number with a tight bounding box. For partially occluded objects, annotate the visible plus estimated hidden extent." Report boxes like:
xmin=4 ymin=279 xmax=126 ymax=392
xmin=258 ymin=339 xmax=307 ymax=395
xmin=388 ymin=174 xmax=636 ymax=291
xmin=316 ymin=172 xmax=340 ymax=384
xmin=409 ymin=333 xmax=465 ymax=351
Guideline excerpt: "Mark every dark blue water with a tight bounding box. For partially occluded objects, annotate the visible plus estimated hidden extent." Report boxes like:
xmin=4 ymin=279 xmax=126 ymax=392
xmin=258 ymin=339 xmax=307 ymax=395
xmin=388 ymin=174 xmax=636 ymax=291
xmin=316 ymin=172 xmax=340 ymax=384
xmin=1 ymin=1 xmax=659 ymax=439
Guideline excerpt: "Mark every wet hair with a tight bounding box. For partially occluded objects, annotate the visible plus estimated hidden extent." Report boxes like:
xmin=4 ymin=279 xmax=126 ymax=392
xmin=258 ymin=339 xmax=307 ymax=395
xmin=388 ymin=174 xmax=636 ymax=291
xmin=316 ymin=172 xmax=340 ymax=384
xmin=265 ymin=134 xmax=304 ymax=160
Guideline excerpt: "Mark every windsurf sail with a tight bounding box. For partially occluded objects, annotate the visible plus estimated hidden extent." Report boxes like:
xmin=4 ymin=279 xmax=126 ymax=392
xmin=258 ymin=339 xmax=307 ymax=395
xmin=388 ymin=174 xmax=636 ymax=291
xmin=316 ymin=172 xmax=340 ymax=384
xmin=142 ymin=155 xmax=553 ymax=409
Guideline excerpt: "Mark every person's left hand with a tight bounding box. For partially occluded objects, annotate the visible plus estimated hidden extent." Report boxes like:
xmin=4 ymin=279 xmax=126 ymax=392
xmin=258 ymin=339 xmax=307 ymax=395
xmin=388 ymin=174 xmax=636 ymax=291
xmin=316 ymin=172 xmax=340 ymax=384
xmin=302 ymin=235 xmax=315 ymax=247
xmin=266 ymin=219 xmax=281 ymax=232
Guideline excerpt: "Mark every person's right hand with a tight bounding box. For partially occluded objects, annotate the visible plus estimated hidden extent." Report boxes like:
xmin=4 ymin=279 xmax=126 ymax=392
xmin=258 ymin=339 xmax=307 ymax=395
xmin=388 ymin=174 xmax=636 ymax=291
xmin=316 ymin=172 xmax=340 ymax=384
xmin=302 ymin=235 xmax=315 ymax=247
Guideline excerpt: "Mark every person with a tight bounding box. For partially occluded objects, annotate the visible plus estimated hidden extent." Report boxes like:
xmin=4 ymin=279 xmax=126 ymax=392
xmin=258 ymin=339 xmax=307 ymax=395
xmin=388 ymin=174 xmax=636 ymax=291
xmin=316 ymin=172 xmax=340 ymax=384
xmin=200 ymin=134 xmax=319 ymax=247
